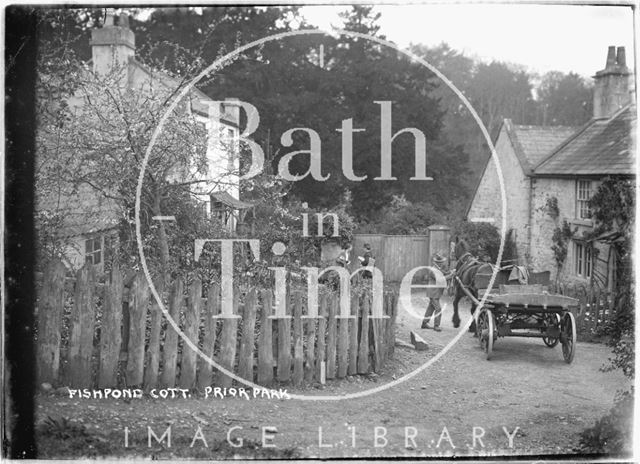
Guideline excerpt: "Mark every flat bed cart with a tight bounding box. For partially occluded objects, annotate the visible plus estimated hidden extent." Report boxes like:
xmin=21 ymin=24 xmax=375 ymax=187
xmin=467 ymin=284 xmax=579 ymax=363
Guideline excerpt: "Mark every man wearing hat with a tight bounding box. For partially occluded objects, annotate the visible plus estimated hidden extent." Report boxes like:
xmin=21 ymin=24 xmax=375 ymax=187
xmin=421 ymin=252 xmax=450 ymax=331
xmin=358 ymin=243 xmax=374 ymax=279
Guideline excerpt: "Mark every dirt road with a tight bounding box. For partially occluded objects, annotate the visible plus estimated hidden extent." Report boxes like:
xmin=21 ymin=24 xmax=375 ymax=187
xmin=35 ymin=295 xmax=629 ymax=458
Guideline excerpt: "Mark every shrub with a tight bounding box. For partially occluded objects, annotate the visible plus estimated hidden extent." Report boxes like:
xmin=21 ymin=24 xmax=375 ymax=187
xmin=577 ymin=178 xmax=635 ymax=457
xmin=452 ymin=221 xmax=517 ymax=264
xmin=578 ymin=388 xmax=634 ymax=456
xmin=358 ymin=195 xmax=446 ymax=235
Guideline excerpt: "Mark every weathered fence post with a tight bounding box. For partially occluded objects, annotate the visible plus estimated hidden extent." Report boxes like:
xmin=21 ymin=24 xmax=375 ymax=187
xmin=336 ymin=293 xmax=350 ymax=378
xmin=276 ymin=290 xmax=292 ymax=382
xmin=315 ymin=293 xmax=327 ymax=381
xmin=326 ymin=293 xmax=337 ymax=379
xmin=179 ymin=278 xmax=202 ymax=389
xmin=99 ymin=264 xmax=123 ymax=388
xmin=160 ymin=278 xmax=183 ymax=388
xmin=143 ymin=276 xmax=165 ymax=389
xmin=303 ymin=293 xmax=317 ymax=383
xmin=126 ymin=272 xmax=150 ymax=386
xmin=292 ymin=292 xmax=304 ymax=386
xmin=348 ymin=291 xmax=359 ymax=376
xmin=216 ymin=290 xmax=239 ymax=388
xmin=197 ymin=284 xmax=220 ymax=390
xmin=257 ymin=290 xmax=274 ymax=386
xmin=384 ymin=292 xmax=397 ymax=361
xmin=37 ymin=259 xmax=66 ymax=385
xmin=238 ymin=289 xmax=258 ymax=383
xmin=371 ymin=293 xmax=385 ymax=372
xmin=358 ymin=293 xmax=371 ymax=374
xmin=66 ymin=264 xmax=96 ymax=388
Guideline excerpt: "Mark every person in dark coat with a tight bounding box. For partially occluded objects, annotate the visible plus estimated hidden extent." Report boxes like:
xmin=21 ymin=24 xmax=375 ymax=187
xmin=359 ymin=243 xmax=374 ymax=279
xmin=421 ymin=253 xmax=449 ymax=331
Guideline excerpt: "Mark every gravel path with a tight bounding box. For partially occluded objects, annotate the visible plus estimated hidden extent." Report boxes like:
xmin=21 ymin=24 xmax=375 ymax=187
xmin=35 ymin=294 xmax=629 ymax=458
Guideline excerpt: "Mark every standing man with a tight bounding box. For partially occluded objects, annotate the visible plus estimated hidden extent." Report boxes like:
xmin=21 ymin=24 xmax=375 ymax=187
xmin=359 ymin=243 xmax=374 ymax=279
xmin=421 ymin=253 xmax=450 ymax=331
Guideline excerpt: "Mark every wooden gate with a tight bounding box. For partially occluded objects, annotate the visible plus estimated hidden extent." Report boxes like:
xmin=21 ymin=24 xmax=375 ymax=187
xmin=352 ymin=226 xmax=450 ymax=282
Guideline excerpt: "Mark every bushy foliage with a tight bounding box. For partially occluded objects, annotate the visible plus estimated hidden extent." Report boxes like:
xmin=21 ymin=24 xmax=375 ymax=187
xmin=551 ymin=220 xmax=574 ymax=269
xmin=587 ymin=178 xmax=635 ymax=342
xmin=602 ymin=336 xmax=634 ymax=379
xmin=357 ymin=195 xmax=447 ymax=235
xmin=240 ymin=191 xmax=357 ymax=287
xmin=579 ymin=389 xmax=634 ymax=456
xmin=452 ymin=221 xmax=517 ymax=264
xmin=578 ymin=178 xmax=635 ymax=456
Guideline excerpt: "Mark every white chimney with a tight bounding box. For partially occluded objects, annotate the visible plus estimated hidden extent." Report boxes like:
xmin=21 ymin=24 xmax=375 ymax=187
xmin=592 ymin=46 xmax=632 ymax=119
xmin=90 ymin=9 xmax=135 ymax=76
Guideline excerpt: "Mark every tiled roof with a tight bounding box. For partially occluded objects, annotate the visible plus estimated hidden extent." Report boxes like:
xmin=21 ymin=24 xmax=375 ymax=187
xmin=37 ymin=183 xmax=120 ymax=238
xmin=505 ymin=120 xmax=578 ymax=174
xmin=511 ymin=124 xmax=579 ymax=168
xmin=534 ymin=106 xmax=636 ymax=176
xmin=212 ymin=191 xmax=255 ymax=210
xmin=127 ymin=59 xmax=239 ymax=126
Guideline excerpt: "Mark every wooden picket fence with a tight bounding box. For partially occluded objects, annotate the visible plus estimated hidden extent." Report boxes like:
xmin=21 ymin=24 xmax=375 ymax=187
xmin=551 ymin=282 xmax=615 ymax=341
xmin=35 ymin=259 xmax=398 ymax=390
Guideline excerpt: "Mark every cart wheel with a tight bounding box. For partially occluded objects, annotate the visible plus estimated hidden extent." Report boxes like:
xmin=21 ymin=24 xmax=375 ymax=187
xmin=561 ymin=312 xmax=576 ymax=364
xmin=478 ymin=310 xmax=494 ymax=360
xmin=476 ymin=311 xmax=485 ymax=348
xmin=543 ymin=314 xmax=560 ymax=348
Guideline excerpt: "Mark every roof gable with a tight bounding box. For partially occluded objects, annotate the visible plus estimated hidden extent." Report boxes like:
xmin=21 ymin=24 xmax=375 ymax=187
xmin=505 ymin=120 xmax=578 ymax=174
xmin=37 ymin=183 xmax=120 ymax=238
xmin=127 ymin=59 xmax=238 ymax=126
xmin=534 ymin=105 xmax=636 ymax=176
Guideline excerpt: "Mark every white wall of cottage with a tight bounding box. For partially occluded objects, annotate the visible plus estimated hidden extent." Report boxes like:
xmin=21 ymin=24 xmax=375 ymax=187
xmin=467 ymin=126 xmax=531 ymax=265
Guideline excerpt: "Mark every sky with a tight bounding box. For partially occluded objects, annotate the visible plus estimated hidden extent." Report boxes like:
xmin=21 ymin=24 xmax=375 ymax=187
xmin=300 ymin=3 xmax=636 ymax=79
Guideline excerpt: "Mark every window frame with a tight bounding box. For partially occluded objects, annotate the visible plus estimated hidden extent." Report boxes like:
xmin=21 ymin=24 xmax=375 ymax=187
xmin=85 ymin=235 xmax=103 ymax=266
xmin=573 ymin=240 xmax=592 ymax=279
xmin=576 ymin=179 xmax=593 ymax=220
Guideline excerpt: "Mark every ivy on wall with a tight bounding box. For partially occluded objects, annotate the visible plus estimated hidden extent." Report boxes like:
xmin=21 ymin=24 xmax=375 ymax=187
xmin=545 ymin=196 xmax=560 ymax=219
xmin=551 ymin=220 xmax=574 ymax=270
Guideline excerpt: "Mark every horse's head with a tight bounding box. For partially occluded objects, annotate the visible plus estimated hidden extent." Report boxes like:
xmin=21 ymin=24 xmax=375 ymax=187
xmin=454 ymin=237 xmax=470 ymax=260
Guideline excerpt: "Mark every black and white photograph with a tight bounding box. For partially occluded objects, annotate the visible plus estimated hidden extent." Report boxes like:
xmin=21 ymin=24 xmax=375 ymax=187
xmin=3 ymin=1 xmax=637 ymax=460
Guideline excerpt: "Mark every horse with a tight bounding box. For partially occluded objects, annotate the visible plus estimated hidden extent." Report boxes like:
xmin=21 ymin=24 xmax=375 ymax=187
xmin=450 ymin=238 xmax=495 ymax=332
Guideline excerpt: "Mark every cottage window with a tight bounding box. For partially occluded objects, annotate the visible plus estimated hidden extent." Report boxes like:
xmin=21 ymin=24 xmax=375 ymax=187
xmin=573 ymin=241 xmax=592 ymax=279
xmin=576 ymin=180 xmax=592 ymax=219
xmin=211 ymin=200 xmax=228 ymax=222
xmin=85 ymin=236 xmax=102 ymax=266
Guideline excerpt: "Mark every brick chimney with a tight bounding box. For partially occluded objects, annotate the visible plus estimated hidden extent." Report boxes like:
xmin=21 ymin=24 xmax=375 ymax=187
xmin=592 ymin=46 xmax=632 ymax=119
xmin=90 ymin=9 xmax=135 ymax=76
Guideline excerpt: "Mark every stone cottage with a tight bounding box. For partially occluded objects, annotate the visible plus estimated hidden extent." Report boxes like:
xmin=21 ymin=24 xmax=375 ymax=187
xmin=37 ymin=11 xmax=248 ymax=271
xmin=467 ymin=46 xmax=635 ymax=287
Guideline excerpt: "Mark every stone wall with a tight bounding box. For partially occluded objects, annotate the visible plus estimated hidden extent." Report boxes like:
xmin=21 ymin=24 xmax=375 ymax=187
xmin=529 ymin=177 xmax=601 ymax=285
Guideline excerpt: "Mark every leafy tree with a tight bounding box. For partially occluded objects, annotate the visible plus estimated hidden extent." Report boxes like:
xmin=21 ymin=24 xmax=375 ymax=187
xmin=470 ymin=61 xmax=536 ymax=140
xmin=452 ymin=221 xmax=517 ymax=265
xmin=410 ymin=43 xmax=476 ymax=154
xmin=410 ymin=44 xmax=539 ymax=199
xmin=357 ymin=194 xmax=446 ymax=234
xmin=138 ymin=6 xmax=469 ymax=220
xmin=536 ymin=71 xmax=592 ymax=126
xmin=294 ymin=6 xmax=470 ymax=219
xmin=587 ymin=178 xmax=634 ymax=341
xmin=39 ymin=7 xmax=473 ymax=227
xmin=35 ymin=11 xmax=237 ymax=284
